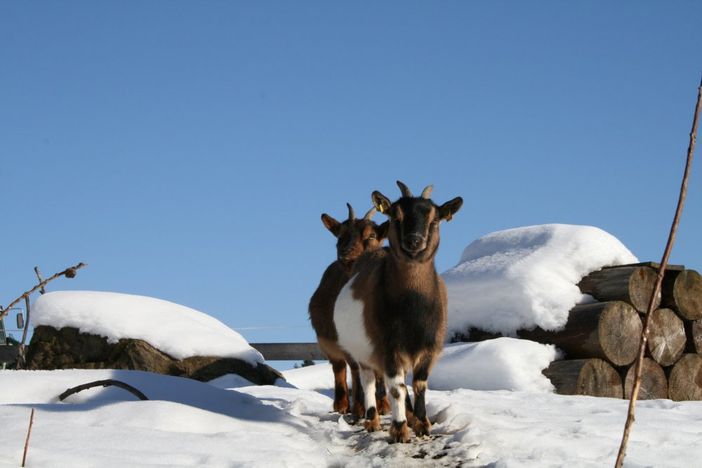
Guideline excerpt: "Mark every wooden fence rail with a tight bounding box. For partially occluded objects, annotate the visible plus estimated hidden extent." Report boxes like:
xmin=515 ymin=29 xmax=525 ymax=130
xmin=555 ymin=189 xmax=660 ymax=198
xmin=0 ymin=343 xmax=325 ymax=364
xmin=250 ymin=342 xmax=325 ymax=361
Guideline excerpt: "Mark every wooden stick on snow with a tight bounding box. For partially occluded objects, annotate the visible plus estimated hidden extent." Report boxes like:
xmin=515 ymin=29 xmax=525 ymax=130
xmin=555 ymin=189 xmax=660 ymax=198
xmin=21 ymin=408 xmax=35 ymax=467
xmin=615 ymin=75 xmax=702 ymax=467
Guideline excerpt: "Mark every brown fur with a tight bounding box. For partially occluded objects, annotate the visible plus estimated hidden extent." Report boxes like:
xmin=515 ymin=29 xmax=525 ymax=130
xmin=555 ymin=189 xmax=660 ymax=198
xmin=309 ymin=207 xmax=389 ymax=417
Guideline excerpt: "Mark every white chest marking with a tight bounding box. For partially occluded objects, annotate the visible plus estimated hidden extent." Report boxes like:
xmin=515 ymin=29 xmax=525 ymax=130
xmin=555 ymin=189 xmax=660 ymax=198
xmin=334 ymin=275 xmax=374 ymax=365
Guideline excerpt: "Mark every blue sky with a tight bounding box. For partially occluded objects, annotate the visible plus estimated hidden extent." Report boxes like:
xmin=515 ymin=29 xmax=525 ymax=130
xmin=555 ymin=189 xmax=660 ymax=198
xmin=2 ymin=2 xmax=701 ymax=348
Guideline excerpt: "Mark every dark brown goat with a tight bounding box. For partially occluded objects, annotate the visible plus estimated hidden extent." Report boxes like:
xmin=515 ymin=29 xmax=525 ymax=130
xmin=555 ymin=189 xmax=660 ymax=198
xmin=309 ymin=203 xmax=389 ymax=417
xmin=333 ymin=181 xmax=462 ymax=443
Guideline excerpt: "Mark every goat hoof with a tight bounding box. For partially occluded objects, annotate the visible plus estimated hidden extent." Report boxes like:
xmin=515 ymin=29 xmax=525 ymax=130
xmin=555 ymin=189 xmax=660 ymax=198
xmin=333 ymin=396 xmax=350 ymax=414
xmin=412 ymin=417 xmax=431 ymax=438
xmin=389 ymin=421 xmax=410 ymax=443
xmin=377 ymin=396 xmax=391 ymax=415
xmin=363 ymin=418 xmax=381 ymax=432
xmin=352 ymin=401 xmax=365 ymax=420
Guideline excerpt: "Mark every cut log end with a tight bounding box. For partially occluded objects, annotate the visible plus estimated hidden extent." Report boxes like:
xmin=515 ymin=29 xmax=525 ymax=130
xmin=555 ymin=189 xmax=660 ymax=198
xmin=669 ymin=354 xmax=702 ymax=401
xmin=663 ymin=269 xmax=702 ymax=320
xmin=689 ymin=320 xmax=702 ymax=354
xmin=578 ymin=265 xmax=660 ymax=312
xmin=543 ymin=359 xmax=623 ymax=398
xmin=623 ymin=358 xmax=668 ymax=400
xmin=597 ymin=301 xmax=642 ymax=366
xmin=647 ymin=308 xmax=686 ymax=366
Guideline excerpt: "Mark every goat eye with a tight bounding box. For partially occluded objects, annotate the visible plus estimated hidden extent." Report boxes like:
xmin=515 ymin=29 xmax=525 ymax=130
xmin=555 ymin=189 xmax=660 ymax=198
xmin=368 ymin=234 xmax=377 ymax=240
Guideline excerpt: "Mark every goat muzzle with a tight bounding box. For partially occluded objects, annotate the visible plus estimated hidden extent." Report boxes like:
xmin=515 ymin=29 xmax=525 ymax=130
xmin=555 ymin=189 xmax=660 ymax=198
xmin=402 ymin=234 xmax=426 ymax=254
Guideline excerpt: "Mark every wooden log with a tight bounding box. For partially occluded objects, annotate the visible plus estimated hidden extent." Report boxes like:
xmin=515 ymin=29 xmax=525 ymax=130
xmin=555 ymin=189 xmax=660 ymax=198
xmin=543 ymin=359 xmax=623 ymax=398
xmin=627 ymin=261 xmax=684 ymax=271
xmin=685 ymin=319 xmax=702 ymax=353
xmin=646 ymin=308 xmax=686 ymax=366
xmin=519 ymin=301 xmax=642 ymax=366
xmin=623 ymin=358 xmax=668 ymax=400
xmin=669 ymin=353 xmax=702 ymax=401
xmin=662 ymin=269 xmax=702 ymax=320
xmin=578 ymin=265 xmax=660 ymax=312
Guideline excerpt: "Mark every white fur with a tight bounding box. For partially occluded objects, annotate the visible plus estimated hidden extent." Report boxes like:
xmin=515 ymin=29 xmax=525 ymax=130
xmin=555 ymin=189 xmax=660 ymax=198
xmin=360 ymin=368 xmax=377 ymax=412
xmin=334 ymin=275 xmax=374 ymax=365
xmin=385 ymin=373 xmax=407 ymax=423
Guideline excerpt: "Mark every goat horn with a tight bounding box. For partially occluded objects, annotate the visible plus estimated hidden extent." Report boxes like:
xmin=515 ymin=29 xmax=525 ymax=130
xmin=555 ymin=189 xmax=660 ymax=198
xmin=346 ymin=203 xmax=356 ymax=221
xmin=363 ymin=207 xmax=377 ymax=220
xmin=396 ymin=180 xmax=413 ymax=197
xmin=421 ymin=185 xmax=433 ymax=199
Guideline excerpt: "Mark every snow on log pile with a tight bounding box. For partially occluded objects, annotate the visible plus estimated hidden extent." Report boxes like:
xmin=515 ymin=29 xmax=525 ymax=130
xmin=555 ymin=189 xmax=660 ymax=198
xmin=443 ymin=224 xmax=702 ymax=400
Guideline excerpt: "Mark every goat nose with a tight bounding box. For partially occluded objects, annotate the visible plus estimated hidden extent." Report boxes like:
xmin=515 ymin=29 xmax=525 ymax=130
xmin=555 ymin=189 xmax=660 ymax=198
xmin=405 ymin=234 xmax=423 ymax=250
xmin=339 ymin=246 xmax=353 ymax=259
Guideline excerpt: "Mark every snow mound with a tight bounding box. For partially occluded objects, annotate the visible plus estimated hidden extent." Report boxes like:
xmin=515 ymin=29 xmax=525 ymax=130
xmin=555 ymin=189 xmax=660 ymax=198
xmin=443 ymin=224 xmax=637 ymax=336
xmin=430 ymin=338 xmax=559 ymax=392
xmin=283 ymin=339 xmax=558 ymax=394
xmin=32 ymin=291 xmax=263 ymax=364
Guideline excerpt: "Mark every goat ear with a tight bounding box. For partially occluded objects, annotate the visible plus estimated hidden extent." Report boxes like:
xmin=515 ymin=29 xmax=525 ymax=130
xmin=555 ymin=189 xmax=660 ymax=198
xmin=321 ymin=214 xmax=342 ymax=237
xmin=438 ymin=197 xmax=463 ymax=222
xmin=372 ymin=191 xmax=392 ymax=215
xmin=376 ymin=221 xmax=390 ymax=242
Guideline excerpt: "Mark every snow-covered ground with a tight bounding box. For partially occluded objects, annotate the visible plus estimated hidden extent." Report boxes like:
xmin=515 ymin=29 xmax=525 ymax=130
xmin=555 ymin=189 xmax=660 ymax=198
xmin=2 ymin=224 xmax=697 ymax=466
xmin=2 ymin=366 xmax=702 ymax=467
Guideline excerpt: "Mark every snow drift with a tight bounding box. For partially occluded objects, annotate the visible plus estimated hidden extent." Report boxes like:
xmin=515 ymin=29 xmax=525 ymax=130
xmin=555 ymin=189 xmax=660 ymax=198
xmin=430 ymin=339 xmax=559 ymax=392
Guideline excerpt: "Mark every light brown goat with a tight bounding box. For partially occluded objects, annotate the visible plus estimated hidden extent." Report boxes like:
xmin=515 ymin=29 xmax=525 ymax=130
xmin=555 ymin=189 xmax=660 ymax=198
xmin=333 ymin=182 xmax=462 ymax=443
xmin=308 ymin=203 xmax=390 ymax=418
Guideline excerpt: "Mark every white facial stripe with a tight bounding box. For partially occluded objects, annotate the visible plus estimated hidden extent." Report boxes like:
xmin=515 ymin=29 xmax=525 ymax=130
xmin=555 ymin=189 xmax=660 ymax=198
xmin=334 ymin=275 xmax=373 ymax=365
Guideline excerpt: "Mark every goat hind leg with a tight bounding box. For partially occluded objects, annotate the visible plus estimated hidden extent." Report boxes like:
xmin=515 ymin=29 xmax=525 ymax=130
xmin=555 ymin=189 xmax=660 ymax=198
xmin=331 ymin=359 xmax=349 ymax=414
xmin=374 ymin=373 xmax=391 ymax=415
xmin=359 ymin=367 xmax=380 ymax=432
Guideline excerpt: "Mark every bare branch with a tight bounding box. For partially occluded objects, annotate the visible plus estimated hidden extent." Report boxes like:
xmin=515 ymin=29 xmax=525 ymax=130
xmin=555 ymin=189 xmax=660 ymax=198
xmin=0 ymin=262 xmax=87 ymax=322
xmin=34 ymin=267 xmax=46 ymax=294
xmin=59 ymin=379 xmax=149 ymax=402
xmin=615 ymin=76 xmax=702 ymax=467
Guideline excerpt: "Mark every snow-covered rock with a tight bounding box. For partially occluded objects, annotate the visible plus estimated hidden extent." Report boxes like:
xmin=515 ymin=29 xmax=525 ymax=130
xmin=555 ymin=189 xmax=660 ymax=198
xmin=32 ymin=290 xmax=263 ymax=364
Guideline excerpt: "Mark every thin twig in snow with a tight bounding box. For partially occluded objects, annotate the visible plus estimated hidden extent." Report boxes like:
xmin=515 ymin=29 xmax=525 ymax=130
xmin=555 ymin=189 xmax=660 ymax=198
xmin=21 ymin=408 xmax=35 ymax=467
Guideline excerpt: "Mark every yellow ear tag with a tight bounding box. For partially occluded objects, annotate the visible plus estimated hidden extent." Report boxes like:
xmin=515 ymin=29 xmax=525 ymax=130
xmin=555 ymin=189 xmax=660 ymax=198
xmin=377 ymin=204 xmax=384 ymax=214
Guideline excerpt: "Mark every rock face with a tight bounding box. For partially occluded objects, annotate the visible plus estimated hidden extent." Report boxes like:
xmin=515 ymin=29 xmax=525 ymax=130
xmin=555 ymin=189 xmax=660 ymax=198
xmin=26 ymin=326 xmax=282 ymax=385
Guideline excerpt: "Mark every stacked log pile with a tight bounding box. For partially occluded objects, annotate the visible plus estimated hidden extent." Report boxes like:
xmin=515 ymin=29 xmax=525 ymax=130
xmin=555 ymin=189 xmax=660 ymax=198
xmin=462 ymin=262 xmax=702 ymax=400
xmin=547 ymin=262 xmax=701 ymax=400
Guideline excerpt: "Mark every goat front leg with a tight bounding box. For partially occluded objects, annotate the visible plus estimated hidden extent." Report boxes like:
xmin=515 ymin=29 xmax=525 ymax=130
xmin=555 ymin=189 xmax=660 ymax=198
xmin=385 ymin=368 xmax=410 ymax=443
xmin=411 ymin=357 xmax=433 ymax=438
xmin=331 ymin=359 xmax=349 ymax=414
xmin=359 ymin=366 xmax=380 ymax=432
